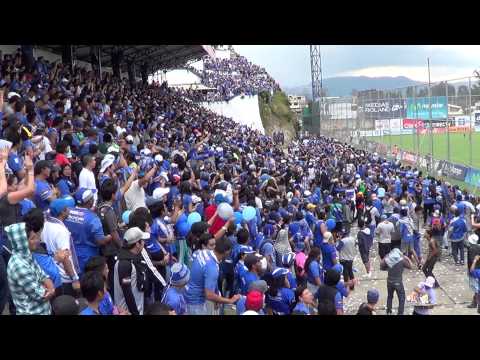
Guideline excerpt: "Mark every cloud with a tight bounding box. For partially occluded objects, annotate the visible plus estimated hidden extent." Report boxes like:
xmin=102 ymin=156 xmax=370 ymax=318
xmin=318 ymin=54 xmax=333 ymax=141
xmin=337 ymin=65 xmax=477 ymax=83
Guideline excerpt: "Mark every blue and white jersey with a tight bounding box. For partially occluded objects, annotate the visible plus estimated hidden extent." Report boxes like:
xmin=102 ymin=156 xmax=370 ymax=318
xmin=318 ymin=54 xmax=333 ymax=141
xmin=185 ymin=249 xmax=220 ymax=305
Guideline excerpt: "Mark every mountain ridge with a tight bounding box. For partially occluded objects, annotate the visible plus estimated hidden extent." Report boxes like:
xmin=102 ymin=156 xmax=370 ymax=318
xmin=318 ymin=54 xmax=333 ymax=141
xmin=284 ymin=76 xmax=423 ymax=98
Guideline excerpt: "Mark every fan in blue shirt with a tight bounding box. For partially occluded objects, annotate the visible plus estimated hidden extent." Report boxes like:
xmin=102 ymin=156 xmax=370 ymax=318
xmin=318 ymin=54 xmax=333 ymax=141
xmin=161 ymin=263 xmax=190 ymax=315
xmin=320 ymin=239 xmax=337 ymax=271
xmin=265 ymin=268 xmax=295 ymax=315
xmin=184 ymin=238 xmax=240 ymax=314
xmin=64 ymin=189 xmax=111 ymax=273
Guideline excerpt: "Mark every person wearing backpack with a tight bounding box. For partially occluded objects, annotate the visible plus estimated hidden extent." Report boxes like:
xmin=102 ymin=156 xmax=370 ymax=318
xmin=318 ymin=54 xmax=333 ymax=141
xmin=381 ymin=247 xmax=413 ymax=315
xmin=294 ymin=249 xmax=307 ymax=288
xmin=336 ymin=228 xmax=356 ymax=290
xmin=357 ymin=219 xmax=372 ymax=278
xmin=389 ymin=207 xmax=402 ymax=250
xmin=329 ymin=195 xmax=345 ymax=233
xmin=97 ymin=179 xmax=123 ymax=299
xmin=258 ymin=233 xmax=280 ymax=272
xmin=315 ymin=268 xmax=343 ymax=315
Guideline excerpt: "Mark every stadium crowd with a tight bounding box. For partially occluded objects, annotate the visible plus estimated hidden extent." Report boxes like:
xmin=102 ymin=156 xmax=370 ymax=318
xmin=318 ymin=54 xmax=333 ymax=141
xmin=184 ymin=53 xmax=281 ymax=102
xmin=1 ymin=47 xmax=480 ymax=316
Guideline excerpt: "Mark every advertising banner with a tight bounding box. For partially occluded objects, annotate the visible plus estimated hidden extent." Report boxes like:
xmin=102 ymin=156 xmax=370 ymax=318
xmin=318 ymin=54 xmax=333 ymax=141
xmin=358 ymin=99 xmax=406 ymax=120
xmin=465 ymin=168 xmax=480 ymax=188
xmin=475 ymin=112 xmax=480 ymax=126
xmin=375 ymin=118 xmax=402 ymax=130
xmin=402 ymin=151 xmax=417 ymax=164
xmin=406 ymin=96 xmax=448 ymax=120
xmin=439 ymin=162 xmax=468 ymax=181
xmin=403 ymin=118 xmax=424 ymax=129
xmin=416 ymin=126 xmax=472 ymax=135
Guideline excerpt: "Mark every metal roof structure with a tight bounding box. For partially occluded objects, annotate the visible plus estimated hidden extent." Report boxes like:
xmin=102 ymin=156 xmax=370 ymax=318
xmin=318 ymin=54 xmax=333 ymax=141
xmin=39 ymin=45 xmax=214 ymax=73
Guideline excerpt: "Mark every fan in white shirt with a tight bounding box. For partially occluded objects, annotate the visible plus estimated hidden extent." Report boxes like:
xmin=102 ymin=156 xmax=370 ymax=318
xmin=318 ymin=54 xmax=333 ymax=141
xmin=79 ymin=155 xmax=98 ymax=204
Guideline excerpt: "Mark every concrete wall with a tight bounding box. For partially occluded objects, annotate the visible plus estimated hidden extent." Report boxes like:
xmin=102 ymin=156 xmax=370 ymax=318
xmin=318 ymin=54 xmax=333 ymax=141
xmin=201 ymin=95 xmax=265 ymax=134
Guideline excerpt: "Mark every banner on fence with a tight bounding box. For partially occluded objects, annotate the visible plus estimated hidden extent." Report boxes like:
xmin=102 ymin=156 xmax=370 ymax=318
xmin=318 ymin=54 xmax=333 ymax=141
xmin=439 ymin=162 xmax=468 ymax=181
xmin=465 ymin=168 xmax=480 ymax=188
xmin=402 ymin=151 xmax=417 ymax=164
xmin=375 ymin=118 xmax=402 ymax=131
xmin=403 ymin=119 xmax=424 ymax=129
xmin=358 ymin=99 xmax=406 ymax=120
xmin=406 ymin=96 xmax=448 ymax=120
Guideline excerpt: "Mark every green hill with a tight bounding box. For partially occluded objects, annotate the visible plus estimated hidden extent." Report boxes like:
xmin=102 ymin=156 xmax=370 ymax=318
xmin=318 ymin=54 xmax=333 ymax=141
xmin=259 ymin=91 xmax=297 ymax=144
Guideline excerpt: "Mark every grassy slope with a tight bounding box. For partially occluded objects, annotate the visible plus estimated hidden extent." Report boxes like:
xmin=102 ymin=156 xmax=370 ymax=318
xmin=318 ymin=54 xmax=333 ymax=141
xmin=259 ymin=91 xmax=297 ymax=144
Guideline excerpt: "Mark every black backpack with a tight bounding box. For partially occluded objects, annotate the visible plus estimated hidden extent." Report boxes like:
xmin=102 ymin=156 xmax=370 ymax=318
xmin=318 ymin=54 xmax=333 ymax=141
xmin=316 ymin=285 xmax=338 ymax=315
xmin=259 ymin=237 xmax=281 ymax=266
xmin=97 ymin=202 xmax=119 ymax=257
xmin=363 ymin=206 xmax=373 ymax=226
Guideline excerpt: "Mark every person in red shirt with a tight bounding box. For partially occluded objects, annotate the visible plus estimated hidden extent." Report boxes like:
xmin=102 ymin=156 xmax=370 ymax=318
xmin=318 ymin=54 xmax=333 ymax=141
xmin=205 ymin=192 xmax=228 ymax=235
xmin=55 ymin=141 xmax=71 ymax=167
xmin=205 ymin=188 xmax=240 ymax=236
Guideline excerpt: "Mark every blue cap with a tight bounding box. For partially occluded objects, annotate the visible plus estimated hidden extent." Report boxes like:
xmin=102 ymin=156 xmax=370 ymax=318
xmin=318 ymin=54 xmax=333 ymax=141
xmin=272 ymin=268 xmax=289 ymax=279
xmin=367 ymin=289 xmax=380 ymax=304
xmin=50 ymin=196 xmax=75 ymax=216
xmin=332 ymin=263 xmax=344 ymax=275
xmin=170 ymin=263 xmax=190 ymax=287
xmin=74 ymin=188 xmax=97 ymax=204
xmin=238 ymin=245 xmax=255 ymax=255
xmin=281 ymin=253 xmax=296 ymax=267
xmin=214 ymin=194 xmax=225 ymax=204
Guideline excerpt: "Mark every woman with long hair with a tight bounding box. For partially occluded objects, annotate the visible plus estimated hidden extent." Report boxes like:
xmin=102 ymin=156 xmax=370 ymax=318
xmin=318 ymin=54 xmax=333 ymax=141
xmin=304 ymin=246 xmax=323 ymax=296
xmin=56 ymin=163 xmax=77 ymax=197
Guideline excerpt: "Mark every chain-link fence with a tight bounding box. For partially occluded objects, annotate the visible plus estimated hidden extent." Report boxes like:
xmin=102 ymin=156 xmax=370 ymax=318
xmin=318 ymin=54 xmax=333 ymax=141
xmin=303 ymin=75 xmax=480 ymax=188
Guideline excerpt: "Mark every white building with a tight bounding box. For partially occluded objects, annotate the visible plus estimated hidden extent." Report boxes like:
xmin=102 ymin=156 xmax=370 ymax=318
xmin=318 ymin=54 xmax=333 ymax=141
xmin=288 ymin=95 xmax=307 ymax=114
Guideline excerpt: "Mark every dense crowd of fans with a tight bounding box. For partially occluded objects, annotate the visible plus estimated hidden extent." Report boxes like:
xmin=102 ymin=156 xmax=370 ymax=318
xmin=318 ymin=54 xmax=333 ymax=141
xmin=1 ymin=47 xmax=480 ymax=316
xmin=184 ymin=53 xmax=281 ymax=103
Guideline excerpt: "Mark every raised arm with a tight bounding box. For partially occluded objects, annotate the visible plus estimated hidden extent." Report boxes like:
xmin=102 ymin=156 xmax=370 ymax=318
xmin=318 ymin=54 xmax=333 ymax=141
xmin=8 ymin=154 xmax=35 ymax=204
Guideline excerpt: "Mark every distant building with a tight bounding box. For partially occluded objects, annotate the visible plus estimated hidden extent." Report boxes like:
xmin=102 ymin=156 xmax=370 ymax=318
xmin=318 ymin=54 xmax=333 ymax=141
xmin=288 ymin=95 xmax=307 ymax=114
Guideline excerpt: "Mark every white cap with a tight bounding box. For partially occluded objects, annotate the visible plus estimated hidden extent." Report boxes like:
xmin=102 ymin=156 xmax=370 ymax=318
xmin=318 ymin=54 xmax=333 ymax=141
xmin=100 ymin=154 xmax=116 ymax=173
xmin=140 ymin=148 xmax=152 ymax=156
xmin=126 ymin=135 xmax=134 ymax=143
xmin=191 ymin=195 xmax=202 ymax=204
xmin=155 ymin=154 xmax=163 ymax=163
xmin=424 ymin=276 xmax=435 ymax=288
xmin=323 ymin=231 xmax=333 ymax=242
xmin=124 ymin=227 xmax=150 ymax=245
xmin=468 ymin=234 xmax=479 ymax=245
xmin=241 ymin=310 xmax=259 ymax=315
xmin=7 ymin=92 xmax=21 ymax=100
xmin=152 ymin=187 xmax=170 ymax=200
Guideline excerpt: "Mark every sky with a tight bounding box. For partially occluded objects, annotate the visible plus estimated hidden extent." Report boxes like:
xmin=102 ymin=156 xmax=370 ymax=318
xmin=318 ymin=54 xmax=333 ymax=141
xmin=233 ymin=45 xmax=480 ymax=87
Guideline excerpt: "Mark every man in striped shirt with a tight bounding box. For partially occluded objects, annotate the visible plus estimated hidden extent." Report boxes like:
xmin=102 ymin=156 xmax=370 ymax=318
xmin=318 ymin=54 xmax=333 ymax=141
xmin=185 ymin=236 xmax=240 ymax=315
